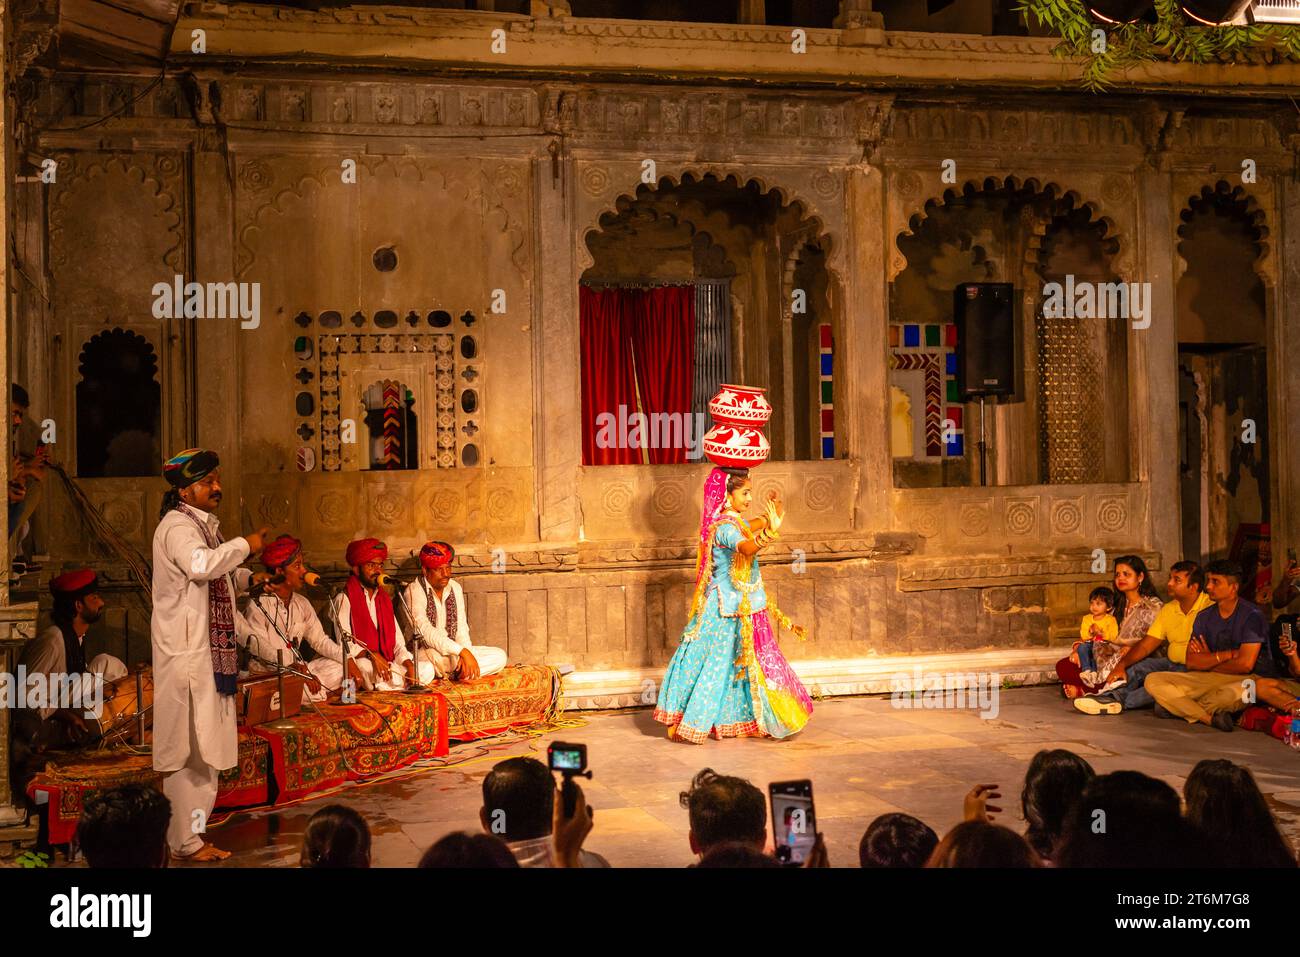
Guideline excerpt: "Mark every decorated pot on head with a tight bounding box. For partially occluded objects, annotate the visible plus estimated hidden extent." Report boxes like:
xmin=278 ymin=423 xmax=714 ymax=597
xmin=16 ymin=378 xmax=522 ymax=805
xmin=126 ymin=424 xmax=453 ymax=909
xmin=702 ymin=423 xmax=770 ymax=469
xmin=708 ymin=384 xmax=772 ymax=428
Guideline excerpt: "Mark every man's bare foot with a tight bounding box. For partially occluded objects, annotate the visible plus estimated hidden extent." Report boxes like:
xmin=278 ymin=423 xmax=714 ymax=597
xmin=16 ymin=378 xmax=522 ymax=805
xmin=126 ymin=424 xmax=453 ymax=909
xmin=171 ymin=841 xmax=231 ymax=863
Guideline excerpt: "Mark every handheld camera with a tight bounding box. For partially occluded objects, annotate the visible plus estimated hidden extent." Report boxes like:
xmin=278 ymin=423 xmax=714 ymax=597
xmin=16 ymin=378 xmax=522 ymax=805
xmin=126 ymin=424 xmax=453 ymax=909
xmin=547 ymin=741 xmax=592 ymax=818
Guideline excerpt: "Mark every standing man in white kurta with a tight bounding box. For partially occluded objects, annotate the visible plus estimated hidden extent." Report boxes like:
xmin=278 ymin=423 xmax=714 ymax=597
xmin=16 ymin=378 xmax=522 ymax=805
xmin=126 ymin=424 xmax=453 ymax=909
xmin=404 ymin=541 xmax=507 ymax=682
xmin=152 ymin=448 xmax=268 ymax=862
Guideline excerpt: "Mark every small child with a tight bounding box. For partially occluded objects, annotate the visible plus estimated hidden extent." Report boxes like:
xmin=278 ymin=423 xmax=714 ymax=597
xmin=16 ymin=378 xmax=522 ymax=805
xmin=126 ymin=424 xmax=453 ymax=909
xmin=1073 ymin=586 xmax=1118 ymax=687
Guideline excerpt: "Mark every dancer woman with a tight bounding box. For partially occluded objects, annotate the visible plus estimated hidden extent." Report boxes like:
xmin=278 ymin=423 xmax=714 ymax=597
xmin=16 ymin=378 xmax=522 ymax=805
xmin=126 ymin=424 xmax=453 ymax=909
xmin=653 ymin=467 xmax=813 ymax=743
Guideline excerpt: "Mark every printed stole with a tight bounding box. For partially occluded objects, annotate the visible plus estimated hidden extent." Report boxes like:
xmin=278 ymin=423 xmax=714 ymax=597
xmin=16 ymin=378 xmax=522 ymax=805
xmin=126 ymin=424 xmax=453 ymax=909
xmin=178 ymin=507 xmax=239 ymax=696
xmin=423 ymin=580 xmax=458 ymax=645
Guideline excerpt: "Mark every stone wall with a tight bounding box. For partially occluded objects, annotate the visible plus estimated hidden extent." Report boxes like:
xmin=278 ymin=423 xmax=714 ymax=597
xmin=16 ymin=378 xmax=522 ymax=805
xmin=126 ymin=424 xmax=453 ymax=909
xmin=19 ymin=62 xmax=1300 ymax=675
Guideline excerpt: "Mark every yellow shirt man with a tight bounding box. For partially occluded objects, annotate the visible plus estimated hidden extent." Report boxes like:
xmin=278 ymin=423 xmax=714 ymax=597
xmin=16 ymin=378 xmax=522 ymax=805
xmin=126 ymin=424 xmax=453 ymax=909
xmin=1147 ymin=591 xmax=1214 ymax=664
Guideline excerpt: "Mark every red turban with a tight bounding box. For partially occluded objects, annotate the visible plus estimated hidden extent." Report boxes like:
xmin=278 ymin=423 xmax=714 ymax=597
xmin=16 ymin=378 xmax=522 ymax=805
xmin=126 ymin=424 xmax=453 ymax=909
xmin=345 ymin=538 xmax=387 ymax=568
xmin=262 ymin=534 xmax=302 ymax=572
xmin=419 ymin=541 xmax=454 ymax=570
xmin=50 ymin=569 xmax=98 ymax=599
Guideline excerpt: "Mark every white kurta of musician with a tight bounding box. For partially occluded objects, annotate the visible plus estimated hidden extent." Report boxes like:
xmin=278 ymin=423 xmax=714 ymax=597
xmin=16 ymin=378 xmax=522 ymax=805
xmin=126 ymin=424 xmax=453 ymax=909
xmin=151 ymin=506 xmax=253 ymax=773
xmin=244 ymin=591 xmax=345 ymax=701
xmin=403 ymin=577 xmax=507 ymax=678
xmin=330 ymin=588 xmax=413 ymax=691
xmin=18 ymin=626 xmax=126 ymax=720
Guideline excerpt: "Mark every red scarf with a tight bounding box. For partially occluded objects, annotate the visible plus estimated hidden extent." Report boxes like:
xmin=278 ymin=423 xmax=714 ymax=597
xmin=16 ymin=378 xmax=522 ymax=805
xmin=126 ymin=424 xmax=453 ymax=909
xmin=346 ymin=575 xmax=396 ymax=659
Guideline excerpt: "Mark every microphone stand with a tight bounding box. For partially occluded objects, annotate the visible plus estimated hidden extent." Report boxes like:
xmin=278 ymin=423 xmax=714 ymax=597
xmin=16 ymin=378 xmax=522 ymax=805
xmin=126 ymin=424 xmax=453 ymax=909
xmin=327 ymin=585 xmax=359 ymax=699
xmin=388 ymin=574 xmax=429 ymax=694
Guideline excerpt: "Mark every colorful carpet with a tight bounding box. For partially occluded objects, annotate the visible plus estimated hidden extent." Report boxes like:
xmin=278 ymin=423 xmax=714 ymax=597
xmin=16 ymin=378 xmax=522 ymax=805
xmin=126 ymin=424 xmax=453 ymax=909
xmin=437 ymin=665 xmax=559 ymax=741
xmin=251 ymin=691 xmax=449 ymax=804
xmin=27 ymin=731 xmax=270 ymax=845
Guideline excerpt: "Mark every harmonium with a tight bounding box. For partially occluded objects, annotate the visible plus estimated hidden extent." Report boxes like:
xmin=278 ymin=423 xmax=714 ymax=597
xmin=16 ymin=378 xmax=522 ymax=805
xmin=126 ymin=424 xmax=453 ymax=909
xmin=237 ymin=672 xmax=307 ymax=726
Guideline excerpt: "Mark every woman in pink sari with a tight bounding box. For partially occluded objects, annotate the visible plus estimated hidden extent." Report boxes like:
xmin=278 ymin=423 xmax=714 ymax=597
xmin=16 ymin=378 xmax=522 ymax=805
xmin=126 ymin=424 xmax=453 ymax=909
xmin=652 ymin=467 xmax=813 ymax=743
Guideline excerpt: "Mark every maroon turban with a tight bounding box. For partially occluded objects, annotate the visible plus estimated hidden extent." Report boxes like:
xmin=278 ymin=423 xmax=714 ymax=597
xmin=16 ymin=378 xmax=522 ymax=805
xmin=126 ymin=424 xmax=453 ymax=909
xmin=262 ymin=534 xmax=302 ymax=572
xmin=345 ymin=538 xmax=388 ymax=568
xmin=419 ymin=541 xmax=454 ymax=570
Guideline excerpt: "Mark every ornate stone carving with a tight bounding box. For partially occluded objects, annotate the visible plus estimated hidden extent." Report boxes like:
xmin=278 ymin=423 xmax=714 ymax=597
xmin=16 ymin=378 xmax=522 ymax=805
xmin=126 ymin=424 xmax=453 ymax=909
xmin=1050 ymin=499 xmax=1083 ymax=536
xmin=651 ymin=481 xmax=685 ymax=517
xmin=804 ymin=476 xmax=834 ymax=512
xmin=238 ymin=160 xmax=274 ymax=194
xmin=316 ymin=492 xmax=351 ymax=527
xmin=959 ymin=503 xmax=991 ymax=538
xmin=430 ymin=489 xmax=460 ymax=523
xmin=1005 ymin=499 xmax=1037 ymax=536
xmin=601 ymin=482 xmax=633 ymax=517
xmin=1096 ymin=497 xmax=1127 ymax=534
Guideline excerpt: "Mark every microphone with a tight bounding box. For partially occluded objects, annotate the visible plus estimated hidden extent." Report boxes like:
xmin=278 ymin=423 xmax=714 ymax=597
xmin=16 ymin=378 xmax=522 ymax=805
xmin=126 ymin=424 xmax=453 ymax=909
xmin=376 ymin=573 xmax=399 ymax=588
xmin=303 ymin=571 xmax=322 ymax=588
xmin=250 ymin=571 xmax=285 ymax=595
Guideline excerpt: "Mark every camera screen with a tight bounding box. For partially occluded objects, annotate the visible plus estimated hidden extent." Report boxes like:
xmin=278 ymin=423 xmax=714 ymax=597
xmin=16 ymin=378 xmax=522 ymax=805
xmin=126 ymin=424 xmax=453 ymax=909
xmin=771 ymin=791 xmax=815 ymax=865
xmin=551 ymin=748 xmax=582 ymax=770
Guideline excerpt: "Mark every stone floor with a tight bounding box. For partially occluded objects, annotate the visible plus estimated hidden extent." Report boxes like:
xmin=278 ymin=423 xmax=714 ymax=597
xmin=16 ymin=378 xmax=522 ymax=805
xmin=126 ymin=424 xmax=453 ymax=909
xmin=200 ymin=686 xmax=1300 ymax=868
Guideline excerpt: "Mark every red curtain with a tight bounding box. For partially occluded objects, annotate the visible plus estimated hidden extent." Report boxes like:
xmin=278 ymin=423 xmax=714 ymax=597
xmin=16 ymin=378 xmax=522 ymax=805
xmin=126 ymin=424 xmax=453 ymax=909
xmin=580 ymin=286 xmax=639 ymax=465
xmin=629 ymin=286 xmax=696 ymax=465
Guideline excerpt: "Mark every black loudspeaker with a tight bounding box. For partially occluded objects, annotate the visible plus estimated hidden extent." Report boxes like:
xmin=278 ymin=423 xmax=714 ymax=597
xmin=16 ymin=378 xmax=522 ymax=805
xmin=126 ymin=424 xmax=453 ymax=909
xmin=953 ymin=283 xmax=1015 ymax=398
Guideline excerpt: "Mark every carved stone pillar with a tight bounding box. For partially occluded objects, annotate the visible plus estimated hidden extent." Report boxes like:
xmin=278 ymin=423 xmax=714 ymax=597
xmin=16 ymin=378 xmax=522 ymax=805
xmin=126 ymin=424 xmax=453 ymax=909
xmin=1273 ymin=170 xmax=1300 ymax=565
xmin=536 ymin=147 xmax=581 ymax=542
xmin=1137 ymin=163 xmax=1179 ymax=558
xmin=847 ymin=162 xmax=889 ymax=529
xmin=193 ymin=129 xmax=244 ymax=531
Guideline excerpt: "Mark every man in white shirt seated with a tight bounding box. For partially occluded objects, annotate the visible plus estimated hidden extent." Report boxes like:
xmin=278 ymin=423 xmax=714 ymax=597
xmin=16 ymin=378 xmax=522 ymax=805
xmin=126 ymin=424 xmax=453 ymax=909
xmin=244 ymin=534 xmax=345 ymax=703
xmin=331 ymin=537 xmax=415 ymax=692
xmin=404 ymin=540 xmax=507 ymax=683
xmin=16 ymin=569 xmax=127 ymax=752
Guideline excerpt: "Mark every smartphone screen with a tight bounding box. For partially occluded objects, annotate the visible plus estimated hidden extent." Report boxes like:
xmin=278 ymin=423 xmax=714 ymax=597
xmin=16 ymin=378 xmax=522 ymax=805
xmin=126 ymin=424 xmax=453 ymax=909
xmin=769 ymin=779 xmax=816 ymax=866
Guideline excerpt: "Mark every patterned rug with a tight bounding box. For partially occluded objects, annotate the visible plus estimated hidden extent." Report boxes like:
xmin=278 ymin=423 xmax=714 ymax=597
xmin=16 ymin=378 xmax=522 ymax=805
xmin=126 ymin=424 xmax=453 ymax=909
xmin=436 ymin=665 xmax=559 ymax=741
xmin=251 ymin=691 xmax=449 ymax=804
xmin=26 ymin=731 xmax=270 ymax=845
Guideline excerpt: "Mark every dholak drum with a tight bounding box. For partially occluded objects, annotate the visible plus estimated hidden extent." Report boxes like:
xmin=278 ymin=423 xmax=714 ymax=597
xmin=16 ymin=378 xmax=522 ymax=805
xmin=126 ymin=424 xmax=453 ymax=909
xmin=93 ymin=669 xmax=154 ymax=745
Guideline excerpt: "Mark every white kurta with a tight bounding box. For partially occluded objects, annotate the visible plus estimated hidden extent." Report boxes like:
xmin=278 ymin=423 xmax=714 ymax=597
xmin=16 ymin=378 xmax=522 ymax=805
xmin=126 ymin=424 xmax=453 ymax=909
xmin=150 ymin=504 xmax=252 ymax=774
xmin=244 ymin=591 xmax=345 ymax=701
xmin=18 ymin=625 xmax=125 ymax=720
xmin=403 ymin=577 xmax=507 ymax=678
xmin=331 ymin=587 xmax=413 ymax=691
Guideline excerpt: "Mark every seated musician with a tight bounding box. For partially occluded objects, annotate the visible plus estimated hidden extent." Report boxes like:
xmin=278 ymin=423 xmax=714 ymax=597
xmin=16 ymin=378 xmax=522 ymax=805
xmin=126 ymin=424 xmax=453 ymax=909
xmin=404 ymin=541 xmax=507 ymax=682
xmin=15 ymin=570 xmax=128 ymax=753
xmin=244 ymin=534 xmax=345 ymax=702
xmin=332 ymin=538 xmax=415 ymax=691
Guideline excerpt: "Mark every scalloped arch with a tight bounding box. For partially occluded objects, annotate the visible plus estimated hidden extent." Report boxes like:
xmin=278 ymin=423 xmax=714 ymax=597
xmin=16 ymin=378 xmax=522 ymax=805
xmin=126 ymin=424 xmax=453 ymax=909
xmin=896 ymin=175 xmax=1122 ymax=263
xmin=581 ymin=167 xmax=839 ymax=281
xmin=1176 ymin=180 xmax=1270 ymax=286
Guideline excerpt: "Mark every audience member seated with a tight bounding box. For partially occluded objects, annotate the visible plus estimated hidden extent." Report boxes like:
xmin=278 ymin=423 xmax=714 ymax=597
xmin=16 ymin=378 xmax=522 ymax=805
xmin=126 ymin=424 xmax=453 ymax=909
xmin=1056 ymin=771 xmax=1215 ymax=868
xmin=1183 ymin=759 xmax=1296 ymax=868
xmin=1255 ymin=623 xmax=1300 ymax=717
xmin=480 ymin=757 xmax=609 ymax=868
xmin=679 ymin=768 xmax=767 ymax=860
xmin=858 ymin=813 xmax=938 ymax=869
xmin=926 ymin=821 xmax=1038 ymax=868
xmin=1056 ymin=555 xmax=1162 ymax=699
xmin=77 ymin=784 xmax=171 ymax=868
xmin=1145 ymin=560 xmax=1282 ymax=732
xmin=1075 ymin=561 xmax=1211 ymax=716
xmin=300 ymin=805 xmax=371 ymax=868
xmin=696 ymin=843 xmax=782 ymax=868
xmin=418 ymin=832 xmax=519 ymax=868
xmin=1020 ymin=749 xmax=1095 ymax=864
